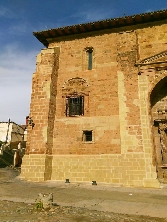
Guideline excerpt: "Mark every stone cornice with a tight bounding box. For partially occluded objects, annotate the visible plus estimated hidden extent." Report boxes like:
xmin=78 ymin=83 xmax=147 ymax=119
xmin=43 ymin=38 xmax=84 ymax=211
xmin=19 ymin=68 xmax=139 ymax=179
xmin=136 ymin=51 xmax=167 ymax=66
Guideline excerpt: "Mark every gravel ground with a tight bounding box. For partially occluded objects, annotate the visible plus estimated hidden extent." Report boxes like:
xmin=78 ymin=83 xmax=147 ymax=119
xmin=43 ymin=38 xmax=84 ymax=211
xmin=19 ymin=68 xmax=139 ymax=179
xmin=0 ymin=166 xmax=167 ymax=221
xmin=0 ymin=200 xmax=167 ymax=222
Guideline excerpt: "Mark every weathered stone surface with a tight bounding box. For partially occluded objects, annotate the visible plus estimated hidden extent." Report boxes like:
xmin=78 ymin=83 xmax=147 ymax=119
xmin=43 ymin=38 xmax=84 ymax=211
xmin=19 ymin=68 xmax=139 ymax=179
xmin=21 ymin=12 xmax=167 ymax=187
xmin=37 ymin=193 xmax=53 ymax=210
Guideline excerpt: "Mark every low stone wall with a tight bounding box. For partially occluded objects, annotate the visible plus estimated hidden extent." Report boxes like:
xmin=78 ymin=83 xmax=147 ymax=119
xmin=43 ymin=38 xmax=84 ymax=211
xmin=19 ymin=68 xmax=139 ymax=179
xmin=21 ymin=154 xmax=46 ymax=181
xmin=21 ymin=154 xmax=159 ymax=188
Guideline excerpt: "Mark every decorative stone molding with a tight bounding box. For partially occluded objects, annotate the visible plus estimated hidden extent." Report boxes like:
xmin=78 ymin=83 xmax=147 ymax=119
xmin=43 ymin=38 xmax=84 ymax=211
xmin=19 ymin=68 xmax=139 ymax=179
xmin=158 ymin=108 xmax=167 ymax=115
xmin=138 ymin=66 xmax=155 ymax=76
xmin=159 ymin=122 xmax=167 ymax=155
xmin=159 ymin=122 xmax=167 ymax=131
xmin=85 ymin=46 xmax=94 ymax=52
xmin=136 ymin=50 xmax=167 ymax=66
xmin=155 ymin=119 xmax=167 ymax=156
xmin=62 ymin=77 xmax=89 ymax=97
xmin=148 ymin=71 xmax=167 ymax=98
xmin=141 ymin=51 xmax=167 ymax=64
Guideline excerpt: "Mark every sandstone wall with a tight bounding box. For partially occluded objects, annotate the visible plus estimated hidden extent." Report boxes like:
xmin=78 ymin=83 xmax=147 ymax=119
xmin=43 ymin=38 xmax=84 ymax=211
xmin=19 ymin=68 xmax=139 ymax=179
xmin=21 ymin=20 xmax=167 ymax=187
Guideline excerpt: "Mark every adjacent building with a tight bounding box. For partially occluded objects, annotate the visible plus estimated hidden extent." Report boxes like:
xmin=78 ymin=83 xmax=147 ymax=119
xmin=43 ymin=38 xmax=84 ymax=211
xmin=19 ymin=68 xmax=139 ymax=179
xmin=0 ymin=121 xmax=26 ymax=166
xmin=0 ymin=121 xmax=24 ymax=143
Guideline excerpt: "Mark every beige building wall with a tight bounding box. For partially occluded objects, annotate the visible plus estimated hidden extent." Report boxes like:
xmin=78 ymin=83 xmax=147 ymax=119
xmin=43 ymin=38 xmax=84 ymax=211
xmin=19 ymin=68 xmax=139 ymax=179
xmin=0 ymin=122 xmax=12 ymax=142
xmin=21 ymin=14 xmax=167 ymax=187
xmin=11 ymin=123 xmax=24 ymax=143
xmin=0 ymin=122 xmax=24 ymax=143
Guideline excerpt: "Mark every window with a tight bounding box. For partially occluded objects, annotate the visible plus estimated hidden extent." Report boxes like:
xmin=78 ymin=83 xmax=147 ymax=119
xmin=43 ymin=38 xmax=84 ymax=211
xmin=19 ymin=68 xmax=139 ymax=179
xmin=85 ymin=47 xmax=93 ymax=70
xmin=66 ymin=96 xmax=84 ymax=116
xmin=88 ymin=49 xmax=93 ymax=70
xmin=83 ymin=130 xmax=92 ymax=142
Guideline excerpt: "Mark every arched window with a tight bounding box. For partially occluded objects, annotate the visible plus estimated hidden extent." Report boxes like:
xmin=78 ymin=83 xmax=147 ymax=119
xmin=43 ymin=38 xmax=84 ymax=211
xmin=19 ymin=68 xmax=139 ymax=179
xmin=62 ymin=77 xmax=89 ymax=117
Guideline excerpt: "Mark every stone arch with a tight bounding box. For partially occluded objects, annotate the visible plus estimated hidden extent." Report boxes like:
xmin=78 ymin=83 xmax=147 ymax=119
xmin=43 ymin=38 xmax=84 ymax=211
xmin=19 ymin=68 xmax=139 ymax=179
xmin=62 ymin=77 xmax=89 ymax=96
xmin=148 ymin=70 xmax=167 ymax=101
xmin=150 ymin=74 xmax=167 ymax=117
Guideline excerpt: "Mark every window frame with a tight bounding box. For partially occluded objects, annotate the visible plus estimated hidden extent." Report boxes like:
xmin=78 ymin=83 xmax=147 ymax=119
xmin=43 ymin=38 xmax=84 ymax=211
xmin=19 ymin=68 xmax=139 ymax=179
xmin=88 ymin=50 xmax=93 ymax=70
xmin=66 ymin=95 xmax=84 ymax=117
xmin=85 ymin=47 xmax=93 ymax=70
xmin=82 ymin=130 xmax=93 ymax=142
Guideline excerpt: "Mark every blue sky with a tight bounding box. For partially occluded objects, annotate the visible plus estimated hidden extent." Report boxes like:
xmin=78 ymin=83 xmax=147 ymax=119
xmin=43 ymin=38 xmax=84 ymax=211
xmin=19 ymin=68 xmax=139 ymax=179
xmin=0 ymin=0 xmax=167 ymax=124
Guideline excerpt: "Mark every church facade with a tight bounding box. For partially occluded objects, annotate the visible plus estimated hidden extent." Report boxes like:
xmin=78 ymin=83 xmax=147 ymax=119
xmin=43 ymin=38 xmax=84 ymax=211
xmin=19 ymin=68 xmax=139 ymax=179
xmin=21 ymin=9 xmax=167 ymax=187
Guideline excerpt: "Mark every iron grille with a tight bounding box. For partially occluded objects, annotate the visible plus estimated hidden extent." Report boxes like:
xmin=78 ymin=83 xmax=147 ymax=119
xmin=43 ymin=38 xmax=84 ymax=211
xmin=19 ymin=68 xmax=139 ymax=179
xmin=66 ymin=96 xmax=84 ymax=116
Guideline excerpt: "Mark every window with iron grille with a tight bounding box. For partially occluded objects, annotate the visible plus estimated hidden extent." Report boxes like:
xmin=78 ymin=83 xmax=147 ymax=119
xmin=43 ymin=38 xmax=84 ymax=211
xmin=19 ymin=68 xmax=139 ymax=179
xmin=66 ymin=96 xmax=84 ymax=116
xmin=83 ymin=130 xmax=92 ymax=142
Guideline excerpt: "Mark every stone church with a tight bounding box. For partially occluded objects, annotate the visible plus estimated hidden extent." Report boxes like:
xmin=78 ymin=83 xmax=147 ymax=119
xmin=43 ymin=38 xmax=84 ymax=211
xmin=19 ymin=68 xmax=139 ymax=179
xmin=21 ymin=9 xmax=167 ymax=187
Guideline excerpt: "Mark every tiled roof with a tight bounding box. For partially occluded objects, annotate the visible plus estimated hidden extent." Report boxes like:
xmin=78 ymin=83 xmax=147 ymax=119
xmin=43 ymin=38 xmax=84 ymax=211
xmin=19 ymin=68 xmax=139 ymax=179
xmin=33 ymin=9 xmax=167 ymax=47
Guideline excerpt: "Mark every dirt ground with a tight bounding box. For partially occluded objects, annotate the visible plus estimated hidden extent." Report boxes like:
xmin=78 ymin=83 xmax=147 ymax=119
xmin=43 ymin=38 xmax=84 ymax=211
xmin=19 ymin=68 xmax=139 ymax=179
xmin=0 ymin=166 xmax=167 ymax=222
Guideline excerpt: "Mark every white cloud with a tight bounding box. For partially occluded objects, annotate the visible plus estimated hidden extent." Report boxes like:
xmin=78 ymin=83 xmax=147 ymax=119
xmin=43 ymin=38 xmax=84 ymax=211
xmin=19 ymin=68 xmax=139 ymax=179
xmin=0 ymin=6 xmax=16 ymax=19
xmin=8 ymin=23 xmax=30 ymax=35
xmin=55 ymin=8 xmax=116 ymax=28
xmin=144 ymin=9 xmax=153 ymax=13
xmin=70 ymin=8 xmax=116 ymax=24
xmin=0 ymin=43 xmax=37 ymax=124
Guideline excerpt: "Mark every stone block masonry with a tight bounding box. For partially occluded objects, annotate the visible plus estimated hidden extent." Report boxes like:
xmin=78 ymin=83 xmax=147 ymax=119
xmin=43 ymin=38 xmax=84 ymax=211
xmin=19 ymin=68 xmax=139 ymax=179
xmin=21 ymin=10 xmax=167 ymax=187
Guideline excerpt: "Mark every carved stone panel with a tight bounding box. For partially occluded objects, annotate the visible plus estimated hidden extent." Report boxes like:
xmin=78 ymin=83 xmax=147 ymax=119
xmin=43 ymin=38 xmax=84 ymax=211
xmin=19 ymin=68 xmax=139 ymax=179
xmin=62 ymin=77 xmax=89 ymax=97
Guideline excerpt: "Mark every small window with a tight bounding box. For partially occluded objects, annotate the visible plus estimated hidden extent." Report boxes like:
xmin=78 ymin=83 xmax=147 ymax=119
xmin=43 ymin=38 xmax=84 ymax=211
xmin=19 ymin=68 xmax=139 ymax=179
xmin=83 ymin=130 xmax=92 ymax=142
xmin=66 ymin=96 xmax=84 ymax=116
xmin=86 ymin=47 xmax=93 ymax=70
xmin=88 ymin=50 xmax=92 ymax=70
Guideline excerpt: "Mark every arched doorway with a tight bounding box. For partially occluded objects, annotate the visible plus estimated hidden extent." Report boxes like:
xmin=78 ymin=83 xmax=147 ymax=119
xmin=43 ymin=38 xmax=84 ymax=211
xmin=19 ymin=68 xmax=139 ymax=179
xmin=151 ymin=76 xmax=167 ymax=182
